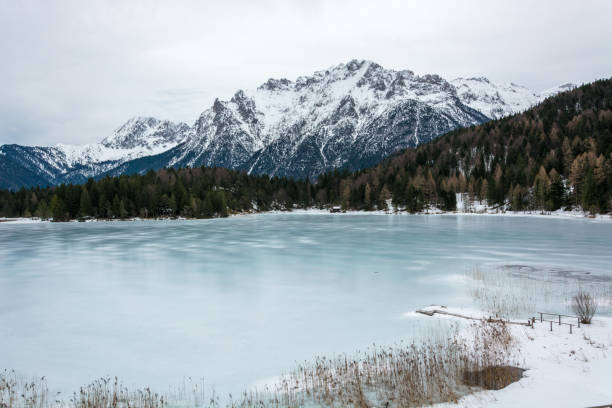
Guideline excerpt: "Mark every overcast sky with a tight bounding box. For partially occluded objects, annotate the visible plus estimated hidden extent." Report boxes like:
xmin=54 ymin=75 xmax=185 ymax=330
xmin=1 ymin=0 xmax=611 ymax=146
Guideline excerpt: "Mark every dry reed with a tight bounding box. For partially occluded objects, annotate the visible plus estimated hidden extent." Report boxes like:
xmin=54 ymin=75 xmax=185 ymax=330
xmin=0 ymin=370 xmax=50 ymax=408
xmin=228 ymin=320 xmax=520 ymax=408
xmin=2 ymin=320 xmax=521 ymax=408
xmin=70 ymin=377 xmax=165 ymax=408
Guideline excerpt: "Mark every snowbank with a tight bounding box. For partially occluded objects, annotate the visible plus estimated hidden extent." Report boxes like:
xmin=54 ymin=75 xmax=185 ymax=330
xmin=0 ymin=217 xmax=47 ymax=224
xmin=256 ymin=207 xmax=612 ymax=221
xmin=413 ymin=308 xmax=612 ymax=408
xmin=3 ymin=207 xmax=610 ymax=225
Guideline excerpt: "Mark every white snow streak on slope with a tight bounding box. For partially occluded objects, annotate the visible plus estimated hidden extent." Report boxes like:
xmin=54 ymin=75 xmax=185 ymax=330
xmin=54 ymin=143 xmax=177 ymax=165
xmin=451 ymin=78 xmax=541 ymax=119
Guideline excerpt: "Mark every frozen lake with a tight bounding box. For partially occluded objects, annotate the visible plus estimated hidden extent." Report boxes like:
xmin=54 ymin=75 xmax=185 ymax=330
xmin=1 ymin=214 xmax=611 ymax=399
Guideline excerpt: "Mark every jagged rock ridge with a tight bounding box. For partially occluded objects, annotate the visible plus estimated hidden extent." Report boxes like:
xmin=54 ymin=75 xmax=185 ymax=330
xmin=0 ymin=60 xmax=574 ymax=189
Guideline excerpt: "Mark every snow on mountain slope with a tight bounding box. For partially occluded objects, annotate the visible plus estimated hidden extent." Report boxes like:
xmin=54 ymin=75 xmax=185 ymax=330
xmin=451 ymin=77 xmax=540 ymax=119
xmin=0 ymin=60 xmax=575 ymax=189
xmin=539 ymin=83 xmax=577 ymax=99
xmin=168 ymin=60 xmax=490 ymax=178
xmin=101 ymin=117 xmax=192 ymax=151
xmin=451 ymin=77 xmax=576 ymax=119
xmin=53 ymin=116 xmax=192 ymax=166
xmin=0 ymin=117 xmax=192 ymax=189
xmin=248 ymin=61 xmax=470 ymax=137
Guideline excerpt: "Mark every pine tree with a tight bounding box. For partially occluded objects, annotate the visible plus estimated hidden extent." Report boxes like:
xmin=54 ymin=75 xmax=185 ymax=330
xmin=119 ymin=200 xmax=128 ymax=219
xmin=80 ymin=187 xmax=92 ymax=216
xmin=50 ymin=195 xmax=66 ymax=221
xmin=364 ymin=183 xmax=372 ymax=210
xmin=35 ymin=200 xmax=50 ymax=219
xmin=582 ymin=170 xmax=599 ymax=213
xmin=569 ymin=155 xmax=587 ymax=206
xmin=547 ymin=169 xmax=563 ymax=210
xmin=202 ymin=193 xmax=213 ymax=217
xmin=479 ymin=180 xmax=489 ymax=207
xmin=112 ymin=195 xmax=121 ymax=217
xmin=533 ymin=166 xmax=550 ymax=210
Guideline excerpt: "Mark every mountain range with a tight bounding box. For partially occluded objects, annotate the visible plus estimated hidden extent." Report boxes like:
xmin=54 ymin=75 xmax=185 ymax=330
xmin=0 ymin=60 xmax=574 ymax=190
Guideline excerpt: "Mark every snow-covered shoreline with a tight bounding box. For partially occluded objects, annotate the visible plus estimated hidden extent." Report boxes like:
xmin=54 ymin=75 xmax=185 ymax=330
xmin=409 ymin=306 xmax=612 ymax=408
xmin=2 ymin=207 xmax=611 ymax=225
xmin=270 ymin=207 xmax=612 ymax=220
xmin=252 ymin=304 xmax=612 ymax=407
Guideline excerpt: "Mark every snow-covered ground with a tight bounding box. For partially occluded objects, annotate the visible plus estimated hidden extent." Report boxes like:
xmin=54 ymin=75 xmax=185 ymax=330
xmin=447 ymin=208 xmax=612 ymax=221
xmin=3 ymin=206 xmax=611 ymax=225
xmin=0 ymin=217 xmax=48 ymax=224
xmin=240 ymin=193 xmax=612 ymax=221
xmin=411 ymin=306 xmax=612 ymax=408
xmin=453 ymin=193 xmax=612 ymax=220
xmin=266 ymin=207 xmax=612 ymax=221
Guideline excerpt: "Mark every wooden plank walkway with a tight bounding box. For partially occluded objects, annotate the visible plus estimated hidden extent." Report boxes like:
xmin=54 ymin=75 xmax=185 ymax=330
xmin=415 ymin=308 xmax=531 ymax=326
xmin=417 ymin=307 xmax=583 ymax=334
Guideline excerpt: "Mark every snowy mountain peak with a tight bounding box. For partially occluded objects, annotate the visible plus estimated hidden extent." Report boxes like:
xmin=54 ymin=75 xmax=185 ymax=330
xmin=346 ymin=58 xmax=367 ymax=71
xmin=451 ymin=78 xmax=540 ymax=119
xmin=461 ymin=76 xmax=490 ymax=84
xmin=101 ymin=116 xmax=191 ymax=150
xmin=540 ymin=83 xmax=577 ymax=99
xmin=557 ymin=83 xmax=576 ymax=91
xmin=258 ymin=78 xmax=293 ymax=92
xmin=0 ymin=59 xmax=577 ymax=189
xmin=451 ymin=78 xmax=578 ymax=119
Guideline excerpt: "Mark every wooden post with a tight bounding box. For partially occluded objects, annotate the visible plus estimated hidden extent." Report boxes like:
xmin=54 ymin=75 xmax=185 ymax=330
xmin=540 ymin=312 xmax=543 ymax=322
xmin=577 ymin=318 xmax=580 ymax=328
xmin=570 ymin=324 xmax=573 ymax=334
xmin=550 ymin=321 xmax=553 ymax=331
xmin=559 ymin=315 xmax=561 ymax=325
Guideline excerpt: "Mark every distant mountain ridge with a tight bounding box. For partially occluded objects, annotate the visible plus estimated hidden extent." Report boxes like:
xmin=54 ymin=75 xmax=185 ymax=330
xmin=0 ymin=60 xmax=574 ymax=189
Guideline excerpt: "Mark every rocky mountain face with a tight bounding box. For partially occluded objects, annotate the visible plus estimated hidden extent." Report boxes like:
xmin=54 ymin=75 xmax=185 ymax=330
xmin=0 ymin=117 xmax=193 ymax=189
xmin=101 ymin=117 xmax=193 ymax=150
xmin=0 ymin=60 xmax=574 ymax=189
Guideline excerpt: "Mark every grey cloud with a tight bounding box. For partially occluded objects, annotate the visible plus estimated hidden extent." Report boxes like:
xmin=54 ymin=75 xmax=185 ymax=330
xmin=0 ymin=0 xmax=611 ymax=145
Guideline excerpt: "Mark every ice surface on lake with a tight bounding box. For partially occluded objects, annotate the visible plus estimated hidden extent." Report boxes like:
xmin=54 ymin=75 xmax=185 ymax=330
xmin=1 ymin=214 xmax=611 ymax=398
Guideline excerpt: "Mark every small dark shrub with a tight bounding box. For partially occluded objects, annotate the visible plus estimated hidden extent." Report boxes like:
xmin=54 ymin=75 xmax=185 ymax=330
xmin=572 ymin=290 xmax=598 ymax=324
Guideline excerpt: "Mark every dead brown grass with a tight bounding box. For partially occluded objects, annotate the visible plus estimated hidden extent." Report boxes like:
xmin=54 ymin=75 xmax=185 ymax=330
xmin=230 ymin=320 xmax=521 ymax=408
xmin=71 ymin=377 xmax=166 ymax=408
xmin=0 ymin=370 xmax=49 ymax=408
xmin=2 ymin=322 xmax=521 ymax=408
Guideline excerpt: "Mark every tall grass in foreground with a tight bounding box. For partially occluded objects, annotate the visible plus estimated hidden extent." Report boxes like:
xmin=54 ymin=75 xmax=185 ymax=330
xmin=228 ymin=321 xmax=520 ymax=408
xmin=1 ymin=321 xmax=521 ymax=408
xmin=0 ymin=370 xmax=49 ymax=408
xmin=0 ymin=372 xmax=166 ymax=408
xmin=72 ymin=377 xmax=166 ymax=408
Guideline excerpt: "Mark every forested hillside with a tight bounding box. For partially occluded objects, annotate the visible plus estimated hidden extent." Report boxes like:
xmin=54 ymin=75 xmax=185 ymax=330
xmin=324 ymin=77 xmax=612 ymax=214
xmin=0 ymin=78 xmax=610 ymax=220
